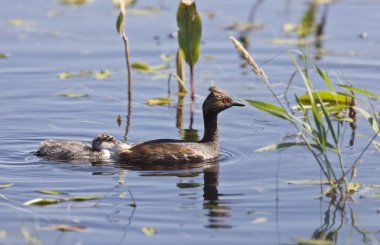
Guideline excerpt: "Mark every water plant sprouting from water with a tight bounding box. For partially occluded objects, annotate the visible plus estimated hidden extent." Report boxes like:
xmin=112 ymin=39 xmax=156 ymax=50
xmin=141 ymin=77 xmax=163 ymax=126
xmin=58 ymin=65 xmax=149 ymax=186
xmin=230 ymin=36 xmax=380 ymax=197
xmin=176 ymin=0 xmax=202 ymax=101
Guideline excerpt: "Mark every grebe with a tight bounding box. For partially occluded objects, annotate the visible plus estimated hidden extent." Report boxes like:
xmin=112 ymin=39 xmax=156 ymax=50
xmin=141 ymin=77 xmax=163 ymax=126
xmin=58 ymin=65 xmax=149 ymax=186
xmin=36 ymin=133 xmax=117 ymax=162
xmin=115 ymin=86 xmax=244 ymax=164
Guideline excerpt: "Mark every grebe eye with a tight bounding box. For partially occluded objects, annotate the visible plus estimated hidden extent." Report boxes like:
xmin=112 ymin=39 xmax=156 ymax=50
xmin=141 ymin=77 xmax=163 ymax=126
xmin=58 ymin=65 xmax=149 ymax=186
xmin=222 ymin=97 xmax=229 ymax=104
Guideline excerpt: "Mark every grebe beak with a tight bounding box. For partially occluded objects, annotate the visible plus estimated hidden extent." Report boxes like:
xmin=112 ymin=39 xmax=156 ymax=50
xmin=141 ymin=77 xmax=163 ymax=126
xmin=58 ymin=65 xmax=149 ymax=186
xmin=232 ymin=101 xmax=245 ymax=107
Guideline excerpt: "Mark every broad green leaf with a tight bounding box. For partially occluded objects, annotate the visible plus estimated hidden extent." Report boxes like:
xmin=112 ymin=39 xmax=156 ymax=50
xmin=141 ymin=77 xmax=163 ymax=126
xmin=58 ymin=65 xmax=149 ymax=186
xmin=293 ymin=237 xmax=333 ymax=245
xmin=59 ymin=0 xmax=93 ymax=6
xmin=44 ymin=224 xmax=86 ymax=232
xmin=225 ymin=22 xmax=265 ymax=31
xmin=66 ymin=195 xmax=101 ymax=202
xmin=141 ymin=226 xmax=156 ymax=236
xmin=298 ymin=91 xmax=352 ymax=107
xmin=177 ymin=0 xmax=202 ymax=66
xmin=288 ymin=179 xmax=329 ymax=185
xmin=144 ymin=98 xmax=173 ymax=106
xmin=116 ymin=12 xmax=124 ymax=37
xmin=92 ymin=70 xmax=112 ymax=79
xmin=244 ymin=100 xmax=289 ymax=120
xmin=56 ymin=93 xmax=89 ymax=98
xmin=36 ymin=190 xmax=68 ymax=195
xmin=24 ymin=198 xmax=64 ymax=206
xmin=0 ymin=53 xmax=8 ymax=59
xmin=0 ymin=183 xmax=14 ymax=189
xmin=297 ymin=2 xmax=317 ymax=37
xmin=337 ymin=84 xmax=380 ymax=100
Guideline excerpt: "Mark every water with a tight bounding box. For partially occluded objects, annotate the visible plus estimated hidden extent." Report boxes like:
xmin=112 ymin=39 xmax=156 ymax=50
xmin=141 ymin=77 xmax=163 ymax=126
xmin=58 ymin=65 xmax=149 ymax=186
xmin=1 ymin=0 xmax=380 ymax=244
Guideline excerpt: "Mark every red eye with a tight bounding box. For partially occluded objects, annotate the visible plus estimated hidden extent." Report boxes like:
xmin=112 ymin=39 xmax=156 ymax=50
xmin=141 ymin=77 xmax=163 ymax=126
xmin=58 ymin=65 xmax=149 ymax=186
xmin=222 ymin=97 xmax=228 ymax=103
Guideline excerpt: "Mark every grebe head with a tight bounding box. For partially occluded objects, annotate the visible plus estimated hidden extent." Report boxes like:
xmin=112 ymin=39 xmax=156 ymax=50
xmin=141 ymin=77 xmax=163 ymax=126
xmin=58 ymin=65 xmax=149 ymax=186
xmin=202 ymin=86 xmax=245 ymax=116
xmin=92 ymin=133 xmax=117 ymax=151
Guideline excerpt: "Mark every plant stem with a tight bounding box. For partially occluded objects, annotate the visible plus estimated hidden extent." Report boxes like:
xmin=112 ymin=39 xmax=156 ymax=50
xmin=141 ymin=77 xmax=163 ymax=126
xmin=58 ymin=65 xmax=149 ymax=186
xmin=122 ymin=33 xmax=132 ymax=103
xmin=190 ymin=63 xmax=195 ymax=101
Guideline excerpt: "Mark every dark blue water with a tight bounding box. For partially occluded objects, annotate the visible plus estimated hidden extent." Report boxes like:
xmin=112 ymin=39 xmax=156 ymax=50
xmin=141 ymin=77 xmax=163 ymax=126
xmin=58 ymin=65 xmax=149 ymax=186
xmin=1 ymin=0 xmax=380 ymax=244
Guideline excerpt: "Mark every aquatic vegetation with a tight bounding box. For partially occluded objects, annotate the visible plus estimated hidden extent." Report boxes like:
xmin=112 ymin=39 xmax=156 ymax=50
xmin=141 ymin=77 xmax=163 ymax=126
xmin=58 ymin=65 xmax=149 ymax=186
xmin=230 ymin=36 xmax=379 ymax=197
xmin=177 ymin=0 xmax=202 ymax=101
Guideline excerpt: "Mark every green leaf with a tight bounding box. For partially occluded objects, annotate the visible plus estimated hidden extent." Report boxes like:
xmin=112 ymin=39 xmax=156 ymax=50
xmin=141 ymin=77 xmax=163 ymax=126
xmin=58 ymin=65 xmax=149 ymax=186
xmin=116 ymin=12 xmax=124 ymax=37
xmin=0 ymin=183 xmax=14 ymax=189
xmin=141 ymin=226 xmax=156 ymax=236
xmin=36 ymin=190 xmax=68 ymax=195
xmin=244 ymin=100 xmax=290 ymax=120
xmin=24 ymin=198 xmax=64 ymax=206
xmin=66 ymin=195 xmax=101 ymax=202
xmin=298 ymin=91 xmax=352 ymax=107
xmin=293 ymin=237 xmax=334 ymax=245
xmin=337 ymin=84 xmax=380 ymax=100
xmin=177 ymin=0 xmax=202 ymax=66
xmin=92 ymin=69 xmax=112 ymax=80
xmin=144 ymin=98 xmax=173 ymax=106
xmin=297 ymin=2 xmax=317 ymax=37
xmin=56 ymin=93 xmax=89 ymax=98
xmin=0 ymin=53 xmax=8 ymax=59
xmin=132 ymin=62 xmax=151 ymax=73
xmin=314 ymin=65 xmax=333 ymax=91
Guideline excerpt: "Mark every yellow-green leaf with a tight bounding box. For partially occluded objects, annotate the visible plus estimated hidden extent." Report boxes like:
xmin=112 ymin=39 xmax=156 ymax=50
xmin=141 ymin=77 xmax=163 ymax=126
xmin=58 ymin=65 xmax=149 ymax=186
xmin=293 ymin=237 xmax=334 ymax=245
xmin=116 ymin=12 xmax=124 ymax=37
xmin=298 ymin=91 xmax=352 ymax=107
xmin=56 ymin=93 xmax=89 ymax=98
xmin=24 ymin=198 xmax=64 ymax=206
xmin=141 ymin=226 xmax=156 ymax=236
xmin=59 ymin=0 xmax=93 ymax=6
xmin=36 ymin=190 xmax=68 ymax=195
xmin=131 ymin=62 xmax=152 ymax=73
xmin=177 ymin=0 xmax=202 ymax=66
xmin=337 ymin=84 xmax=380 ymax=100
xmin=347 ymin=181 xmax=362 ymax=194
xmin=66 ymin=195 xmax=101 ymax=202
xmin=43 ymin=224 xmax=86 ymax=232
xmin=58 ymin=70 xmax=91 ymax=79
xmin=0 ymin=183 xmax=14 ymax=189
xmin=288 ymin=180 xmax=330 ymax=185
xmin=144 ymin=98 xmax=173 ymax=106
xmin=245 ymin=100 xmax=290 ymax=120
xmin=92 ymin=70 xmax=112 ymax=79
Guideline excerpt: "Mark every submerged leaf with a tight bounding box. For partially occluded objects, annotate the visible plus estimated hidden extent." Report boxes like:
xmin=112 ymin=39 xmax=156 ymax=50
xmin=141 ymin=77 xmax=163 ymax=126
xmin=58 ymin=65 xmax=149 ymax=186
xmin=43 ymin=224 xmax=86 ymax=232
xmin=56 ymin=93 xmax=89 ymax=98
xmin=245 ymin=100 xmax=289 ymax=120
xmin=24 ymin=198 xmax=64 ymax=206
xmin=141 ymin=226 xmax=156 ymax=236
xmin=177 ymin=0 xmax=202 ymax=66
xmin=144 ymin=98 xmax=173 ymax=106
xmin=36 ymin=190 xmax=68 ymax=195
xmin=0 ymin=183 xmax=14 ymax=189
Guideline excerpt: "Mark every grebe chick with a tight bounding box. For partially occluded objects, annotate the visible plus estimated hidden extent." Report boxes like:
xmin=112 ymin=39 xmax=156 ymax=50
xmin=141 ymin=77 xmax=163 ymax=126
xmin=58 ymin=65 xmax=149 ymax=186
xmin=36 ymin=133 xmax=117 ymax=162
xmin=115 ymin=86 xmax=244 ymax=164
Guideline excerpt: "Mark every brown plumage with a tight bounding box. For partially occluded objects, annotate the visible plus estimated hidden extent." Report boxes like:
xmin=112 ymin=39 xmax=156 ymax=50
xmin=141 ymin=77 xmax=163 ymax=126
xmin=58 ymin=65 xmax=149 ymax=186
xmin=115 ymin=86 xmax=244 ymax=164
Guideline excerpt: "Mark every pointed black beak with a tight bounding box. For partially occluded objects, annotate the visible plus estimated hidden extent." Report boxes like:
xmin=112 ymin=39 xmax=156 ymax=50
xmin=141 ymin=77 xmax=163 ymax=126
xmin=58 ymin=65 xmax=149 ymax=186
xmin=232 ymin=101 xmax=245 ymax=107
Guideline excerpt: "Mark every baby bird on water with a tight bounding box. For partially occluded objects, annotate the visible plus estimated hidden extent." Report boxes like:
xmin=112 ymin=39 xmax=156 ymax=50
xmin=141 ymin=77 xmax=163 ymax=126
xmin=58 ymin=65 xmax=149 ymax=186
xmin=115 ymin=86 xmax=244 ymax=164
xmin=36 ymin=133 xmax=117 ymax=162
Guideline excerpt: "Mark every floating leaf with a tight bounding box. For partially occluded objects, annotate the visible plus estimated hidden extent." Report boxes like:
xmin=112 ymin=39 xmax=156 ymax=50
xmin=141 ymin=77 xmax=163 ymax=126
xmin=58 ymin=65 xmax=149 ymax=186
xmin=7 ymin=19 xmax=35 ymax=27
xmin=132 ymin=62 xmax=151 ymax=72
xmin=116 ymin=114 xmax=122 ymax=126
xmin=66 ymin=195 xmax=101 ymax=202
xmin=298 ymin=91 xmax=352 ymax=107
xmin=347 ymin=182 xmax=362 ymax=194
xmin=251 ymin=217 xmax=268 ymax=224
xmin=0 ymin=53 xmax=8 ymax=59
xmin=56 ymin=93 xmax=89 ymax=98
xmin=141 ymin=226 xmax=156 ymax=236
xmin=263 ymin=38 xmax=311 ymax=45
xmin=92 ymin=70 xmax=112 ymax=79
xmin=144 ymin=98 xmax=173 ymax=106
xmin=59 ymin=0 xmax=93 ymax=6
xmin=160 ymin=54 xmax=174 ymax=62
xmin=36 ymin=190 xmax=68 ymax=195
xmin=58 ymin=70 xmax=91 ymax=79
xmin=43 ymin=224 xmax=86 ymax=232
xmin=293 ymin=237 xmax=334 ymax=245
xmin=225 ymin=22 xmax=265 ymax=31
xmin=24 ymin=198 xmax=64 ymax=206
xmin=0 ymin=183 xmax=14 ymax=189
xmin=288 ymin=180 xmax=330 ymax=185
xmin=177 ymin=0 xmax=202 ymax=66
xmin=245 ymin=100 xmax=289 ymax=120
xmin=282 ymin=22 xmax=297 ymax=33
